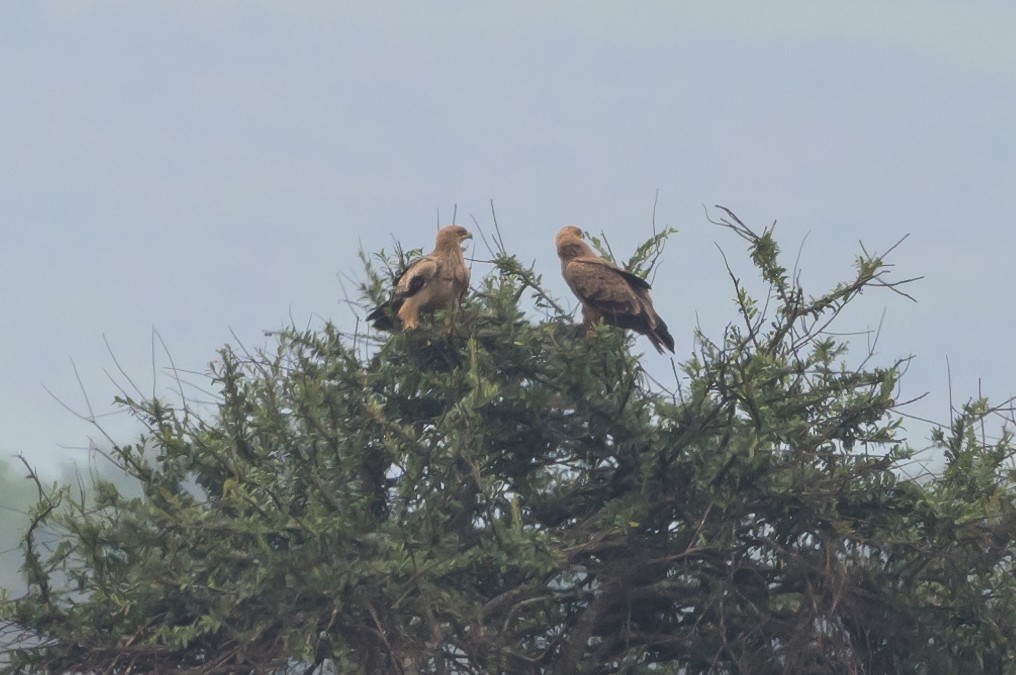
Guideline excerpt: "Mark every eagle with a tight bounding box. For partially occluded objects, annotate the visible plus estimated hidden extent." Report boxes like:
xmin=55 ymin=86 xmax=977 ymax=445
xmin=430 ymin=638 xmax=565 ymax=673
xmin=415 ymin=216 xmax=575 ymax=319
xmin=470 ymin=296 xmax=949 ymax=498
xmin=555 ymin=225 xmax=675 ymax=354
xmin=367 ymin=225 xmax=472 ymax=330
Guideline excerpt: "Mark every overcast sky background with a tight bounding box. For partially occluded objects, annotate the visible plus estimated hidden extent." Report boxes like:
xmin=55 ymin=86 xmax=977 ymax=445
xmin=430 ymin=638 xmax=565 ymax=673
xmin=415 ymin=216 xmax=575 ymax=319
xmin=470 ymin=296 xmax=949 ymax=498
xmin=2 ymin=2 xmax=1015 ymax=488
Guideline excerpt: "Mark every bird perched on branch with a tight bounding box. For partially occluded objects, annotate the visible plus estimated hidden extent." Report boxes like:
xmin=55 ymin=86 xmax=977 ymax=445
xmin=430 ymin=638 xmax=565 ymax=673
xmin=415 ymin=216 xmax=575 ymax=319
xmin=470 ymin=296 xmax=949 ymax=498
xmin=555 ymin=225 xmax=675 ymax=354
xmin=367 ymin=225 xmax=472 ymax=330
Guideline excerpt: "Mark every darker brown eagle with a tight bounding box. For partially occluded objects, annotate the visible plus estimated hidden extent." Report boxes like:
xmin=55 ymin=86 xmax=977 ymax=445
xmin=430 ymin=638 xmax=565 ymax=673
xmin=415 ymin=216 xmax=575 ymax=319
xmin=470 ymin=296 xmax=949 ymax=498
xmin=555 ymin=225 xmax=675 ymax=354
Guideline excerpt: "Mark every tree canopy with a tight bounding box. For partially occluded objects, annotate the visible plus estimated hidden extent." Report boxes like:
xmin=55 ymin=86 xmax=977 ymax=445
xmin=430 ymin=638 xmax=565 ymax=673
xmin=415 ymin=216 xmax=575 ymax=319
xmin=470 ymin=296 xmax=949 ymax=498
xmin=3 ymin=209 xmax=1016 ymax=674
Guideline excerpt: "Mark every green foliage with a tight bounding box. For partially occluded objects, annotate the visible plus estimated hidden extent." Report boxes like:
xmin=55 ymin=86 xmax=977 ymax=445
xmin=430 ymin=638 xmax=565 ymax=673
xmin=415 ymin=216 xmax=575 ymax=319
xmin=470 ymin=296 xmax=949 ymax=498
xmin=3 ymin=209 xmax=1016 ymax=673
xmin=0 ymin=462 xmax=40 ymax=595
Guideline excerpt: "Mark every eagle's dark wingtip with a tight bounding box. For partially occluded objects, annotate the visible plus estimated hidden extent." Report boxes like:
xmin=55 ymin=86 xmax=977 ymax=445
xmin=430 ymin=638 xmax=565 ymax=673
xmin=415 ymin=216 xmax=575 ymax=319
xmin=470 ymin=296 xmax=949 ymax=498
xmin=652 ymin=317 xmax=676 ymax=354
xmin=366 ymin=303 xmax=399 ymax=331
xmin=658 ymin=329 xmax=676 ymax=354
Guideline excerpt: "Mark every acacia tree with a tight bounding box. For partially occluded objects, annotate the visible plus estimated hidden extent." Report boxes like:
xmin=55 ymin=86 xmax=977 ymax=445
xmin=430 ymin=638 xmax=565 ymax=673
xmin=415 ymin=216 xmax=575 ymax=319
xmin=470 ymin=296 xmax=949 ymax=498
xmin=3 ymin=209 xmax=1016 ymax=674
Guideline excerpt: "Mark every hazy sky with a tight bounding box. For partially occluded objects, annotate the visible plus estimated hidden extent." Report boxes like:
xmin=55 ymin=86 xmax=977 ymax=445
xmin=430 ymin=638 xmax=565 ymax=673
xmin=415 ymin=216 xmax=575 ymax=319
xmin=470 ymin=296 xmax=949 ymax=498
xmin=2 ymin=2 xmax=1015 ymax=481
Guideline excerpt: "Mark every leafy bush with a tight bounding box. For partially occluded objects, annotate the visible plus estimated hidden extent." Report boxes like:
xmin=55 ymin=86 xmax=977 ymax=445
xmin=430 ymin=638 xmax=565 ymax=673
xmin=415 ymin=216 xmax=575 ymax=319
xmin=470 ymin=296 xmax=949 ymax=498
xmin=3 ymin=209 xmax=1015 ymax=674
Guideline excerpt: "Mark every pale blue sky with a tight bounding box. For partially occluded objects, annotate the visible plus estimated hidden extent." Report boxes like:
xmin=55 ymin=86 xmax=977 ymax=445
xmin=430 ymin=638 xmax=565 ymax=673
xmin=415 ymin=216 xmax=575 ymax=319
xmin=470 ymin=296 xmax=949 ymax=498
xmin=2 ymin=2 xmax=1015 ymax=479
